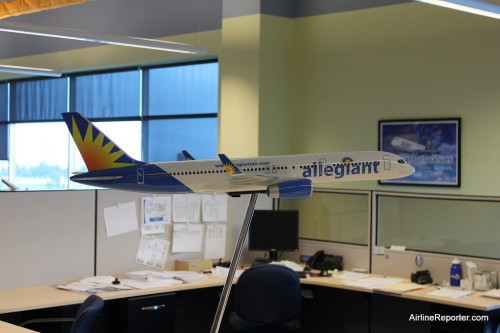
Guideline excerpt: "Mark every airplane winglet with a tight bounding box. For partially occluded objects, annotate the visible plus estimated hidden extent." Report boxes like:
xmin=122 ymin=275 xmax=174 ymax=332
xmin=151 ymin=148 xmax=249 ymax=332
xmin=218 ymin=154 xmax=243 ymax=175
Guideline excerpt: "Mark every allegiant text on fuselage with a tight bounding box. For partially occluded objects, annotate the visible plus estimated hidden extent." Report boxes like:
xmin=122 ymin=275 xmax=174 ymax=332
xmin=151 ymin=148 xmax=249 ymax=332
xmin=302 ymin=160 xmax=380 ymax=179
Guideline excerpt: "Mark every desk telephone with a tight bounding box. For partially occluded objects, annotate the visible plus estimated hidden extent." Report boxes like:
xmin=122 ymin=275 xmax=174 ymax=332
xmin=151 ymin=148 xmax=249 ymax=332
xmin=305 ymin=250 xmax=343 ymax=276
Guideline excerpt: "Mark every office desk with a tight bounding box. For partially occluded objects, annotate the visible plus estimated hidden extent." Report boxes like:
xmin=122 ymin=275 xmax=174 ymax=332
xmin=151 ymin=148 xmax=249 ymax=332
xmin=0 ymin=277 xmax=227 ymax=314
xmin=302 ymin=275 xmax=500 ymax=311
xmin=1 ymin=274 xmax=500 ymax=333
xmin=0 ymin=278 xmax=226 ymax=333
xmin=302 ymin=275 xmax=500 ymax=333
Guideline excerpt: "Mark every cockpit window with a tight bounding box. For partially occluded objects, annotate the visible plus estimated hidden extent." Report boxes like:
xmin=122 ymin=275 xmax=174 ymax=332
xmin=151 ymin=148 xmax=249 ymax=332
xmin=398 ymin=159 xmax=406 ymax=164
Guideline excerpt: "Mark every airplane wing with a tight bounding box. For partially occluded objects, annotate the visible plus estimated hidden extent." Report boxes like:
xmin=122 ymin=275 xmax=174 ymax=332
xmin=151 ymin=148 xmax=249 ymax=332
xmin=218 ymin=154 xmax=290 ymax=186
xmin=217 ymin=154 xmax=313 ymax=199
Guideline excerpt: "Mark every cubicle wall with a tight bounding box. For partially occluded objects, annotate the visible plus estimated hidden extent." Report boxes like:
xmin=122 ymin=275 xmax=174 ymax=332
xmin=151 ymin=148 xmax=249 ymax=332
xmin=372 ymin=191 xmax=500 ymax=283
xmin=282 ymin=189 xmax=500 ymax=282
xmin=96 ymin=190 xmax=271 ymax=275
xmin=280 ymin=189 xmax=372 ymax=271
xmin=0 ymin=189 xmax=271 ymax=290
xmin=0 ymin=190 xmax=96 ymax=290
xmin=5 ymin=187 xmax=500 ymax=291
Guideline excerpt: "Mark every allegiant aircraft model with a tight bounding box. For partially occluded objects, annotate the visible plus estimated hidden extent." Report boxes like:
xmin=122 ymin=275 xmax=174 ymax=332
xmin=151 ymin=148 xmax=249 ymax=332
xmin=62 ymin=112 xmax=414 ymax=199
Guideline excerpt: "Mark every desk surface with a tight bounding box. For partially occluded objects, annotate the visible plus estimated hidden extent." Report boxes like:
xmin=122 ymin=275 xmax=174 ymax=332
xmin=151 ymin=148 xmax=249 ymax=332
xmin=303 ymin=276 xmax=500 ymax=312
xmin=0 ymin=320 xmax=39 ymax=333
xmin=1 ymin=273 xmax=500 ymax=315
xmin=0 ymin=277 xmax=227 ymax=314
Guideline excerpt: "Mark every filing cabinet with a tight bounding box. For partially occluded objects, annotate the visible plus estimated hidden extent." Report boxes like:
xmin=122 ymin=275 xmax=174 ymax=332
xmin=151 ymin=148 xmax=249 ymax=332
xmin=124 ymin=293 xmax=176 ymax=333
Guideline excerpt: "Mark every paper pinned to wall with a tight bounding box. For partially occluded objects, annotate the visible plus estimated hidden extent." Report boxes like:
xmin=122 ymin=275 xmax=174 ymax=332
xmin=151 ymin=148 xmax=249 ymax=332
xmin=135 ymin=235 xmax=170 ymax=269
xmin=141 ymin=196 xmax=171 ymax=234
xmin=201 ymin=194 xmax=228 ymax=222
xmin=172 ymin=224 xmax=203 ymax=253
xmin=172 ymin=194 xmax=201 ymax=222
xmin=204 ymin=224 xmax=226 ymax=259
xmin=103 ymin=201 xmax=138 ymax=237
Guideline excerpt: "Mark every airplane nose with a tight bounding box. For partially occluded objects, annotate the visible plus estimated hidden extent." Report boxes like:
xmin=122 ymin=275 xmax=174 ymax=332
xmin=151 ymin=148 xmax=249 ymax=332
xmin=406 ymin=164 xmax=415 ymax=176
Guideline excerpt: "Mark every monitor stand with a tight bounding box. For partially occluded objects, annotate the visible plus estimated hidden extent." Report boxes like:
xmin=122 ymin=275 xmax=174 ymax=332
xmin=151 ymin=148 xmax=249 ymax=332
xmin=269 ymin=249 xmax=278 ymax=262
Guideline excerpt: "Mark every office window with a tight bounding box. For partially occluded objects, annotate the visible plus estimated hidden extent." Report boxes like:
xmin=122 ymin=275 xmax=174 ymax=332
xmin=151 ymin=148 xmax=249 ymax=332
xmin=9 ymin=122 xmax=69 ymax=190
xmin=143 ymin=62 xmax=219 ymax=161
xmin=143 ymin=118 xmax=218 ymax=162
xmin=7 ymin=78 xmax=69 ymax=190
xmin=0 ymin=82 xmax=7 ymax=161
xmin=145 ymin=62 xmax=218 ymax=116
xmin=10 ymin=78 xmax=67 ymax=121
xmin=2 ymin=60 xmax=219 ymax=191
xmin=1 ymin=83 xmax=9 ymax=188
xmin=70 ymin=70 xmax=140 ymax=118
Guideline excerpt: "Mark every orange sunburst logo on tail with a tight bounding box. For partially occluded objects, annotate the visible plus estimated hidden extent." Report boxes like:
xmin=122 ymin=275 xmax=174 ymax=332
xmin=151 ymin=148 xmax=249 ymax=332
xmin=224 ymin=163 xmax=236 ymax=175
xmin=70 ymin=116 xmax=135 ymax=171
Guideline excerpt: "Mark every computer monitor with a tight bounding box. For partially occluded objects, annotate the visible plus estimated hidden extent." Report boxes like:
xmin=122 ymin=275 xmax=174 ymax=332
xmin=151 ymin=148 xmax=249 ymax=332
xmin=248 ymin=209 xmax=299 ymax=261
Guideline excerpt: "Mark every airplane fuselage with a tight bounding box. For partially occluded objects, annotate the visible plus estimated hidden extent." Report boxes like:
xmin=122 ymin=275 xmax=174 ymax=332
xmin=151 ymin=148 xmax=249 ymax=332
xmin=71 ymin=151 xmax=413 ymax=197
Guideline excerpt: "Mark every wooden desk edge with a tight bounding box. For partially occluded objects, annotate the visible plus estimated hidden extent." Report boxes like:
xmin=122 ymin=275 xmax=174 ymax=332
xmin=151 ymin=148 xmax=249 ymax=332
xmin=0 ymin=320 xmax=39 ymax=333
xmin=302 ymin=276 xmax=500 ymax=312
xmin=2 ymin=274 xmax=500 ymax=315
xmin=0 ymin=277 xmax=227 ymax=314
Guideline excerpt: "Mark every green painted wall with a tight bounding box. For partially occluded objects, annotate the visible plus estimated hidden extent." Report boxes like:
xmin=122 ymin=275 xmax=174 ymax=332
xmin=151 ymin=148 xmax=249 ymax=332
xmin=286 ymin=3 xmax=500 ymax=195
xmin=4 ymin=2 xmax=500 ymax=197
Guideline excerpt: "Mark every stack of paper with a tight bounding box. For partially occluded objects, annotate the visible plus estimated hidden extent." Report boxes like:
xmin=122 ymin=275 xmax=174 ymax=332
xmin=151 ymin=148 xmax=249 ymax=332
xmin=481 ymin=289 xmax=500 ymax=299
xmin=173 ymin=271 xmax=209 ymax=282
xmin=125 ymin=270 xmax=176 ymax=282
xmin=345 ymin=277 xmax=402 ymax=289
xmin=374 ymin=282 xmax=425 ymax=295
xmin=56 ymin=276 xmax=133 ymax=295
xmin=333 ymin=272 xmax=370 ymax=281
xmin=211 ymin=266 xmax=244 ymax=279
xmin=123 ymin=270 xmax=183 ymax=289
xmin=427 ymin=288 xmax=471 ymax=299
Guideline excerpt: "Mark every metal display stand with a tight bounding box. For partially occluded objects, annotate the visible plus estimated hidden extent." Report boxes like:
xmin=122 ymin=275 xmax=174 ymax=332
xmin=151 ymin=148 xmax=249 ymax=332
xmin=210 ymin=193 xmax=259 ymax=333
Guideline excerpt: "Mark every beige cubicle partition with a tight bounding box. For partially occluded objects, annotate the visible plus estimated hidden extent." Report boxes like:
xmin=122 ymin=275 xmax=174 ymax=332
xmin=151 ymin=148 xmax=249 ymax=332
xmin=0 ymin=190 xmax=96 ymax=290
xmin=95 ymin=190 xmax=272 ymax=275
xmin=0 ymin=188 xmax=272 ymax=290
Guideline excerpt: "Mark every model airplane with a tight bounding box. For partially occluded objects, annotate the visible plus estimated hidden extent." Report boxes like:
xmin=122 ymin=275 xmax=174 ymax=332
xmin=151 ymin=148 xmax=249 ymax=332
xmin=62 ymin=112 xmax=414 ymax=199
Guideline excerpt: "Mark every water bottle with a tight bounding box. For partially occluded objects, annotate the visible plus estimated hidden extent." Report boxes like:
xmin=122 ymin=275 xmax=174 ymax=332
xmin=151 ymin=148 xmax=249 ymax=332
xmin=450 ymin=258 xmax=462 ymax=287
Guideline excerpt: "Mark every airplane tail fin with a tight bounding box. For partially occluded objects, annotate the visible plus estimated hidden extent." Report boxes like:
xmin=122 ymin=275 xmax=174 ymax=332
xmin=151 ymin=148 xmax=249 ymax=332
xmin=182 ymin=150 xmax=196 ymax=161
xmin=62 ymin=112 xmax=144 ymax=171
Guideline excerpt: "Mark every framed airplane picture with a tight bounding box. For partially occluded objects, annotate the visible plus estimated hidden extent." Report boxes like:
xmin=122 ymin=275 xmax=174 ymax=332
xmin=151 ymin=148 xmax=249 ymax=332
xmin=378 ymin=118 xmax=461 ymax=186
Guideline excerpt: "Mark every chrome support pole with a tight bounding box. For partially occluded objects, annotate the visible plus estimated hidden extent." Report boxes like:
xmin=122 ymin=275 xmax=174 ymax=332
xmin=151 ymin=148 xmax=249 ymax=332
xmin=210 ymin=193 xmax=258 ymax=333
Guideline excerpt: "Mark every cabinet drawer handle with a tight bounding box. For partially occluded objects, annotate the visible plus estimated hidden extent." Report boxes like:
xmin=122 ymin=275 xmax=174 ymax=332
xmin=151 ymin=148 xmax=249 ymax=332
xmin=141 ymin=304 xmax=166 ymax=311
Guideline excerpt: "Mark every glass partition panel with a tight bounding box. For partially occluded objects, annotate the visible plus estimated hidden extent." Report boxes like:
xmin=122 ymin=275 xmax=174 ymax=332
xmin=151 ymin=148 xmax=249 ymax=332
xmin=281 ymin=189 xmax=370 ymax=245
xmin=376 ymin=193 xmax=500 ymax=259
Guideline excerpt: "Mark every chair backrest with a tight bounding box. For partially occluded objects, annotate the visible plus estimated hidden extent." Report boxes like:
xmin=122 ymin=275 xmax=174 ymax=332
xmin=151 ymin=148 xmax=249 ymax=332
xmin=71 ymin=295 xmax=104 ymax=333
xmin=234 ymin=264 xmax=302 ymax=325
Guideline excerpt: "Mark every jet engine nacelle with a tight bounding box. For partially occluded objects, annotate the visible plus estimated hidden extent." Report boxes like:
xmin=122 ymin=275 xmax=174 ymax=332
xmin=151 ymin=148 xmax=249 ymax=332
xmin=267 ymin=179 xmax=313 ymax=199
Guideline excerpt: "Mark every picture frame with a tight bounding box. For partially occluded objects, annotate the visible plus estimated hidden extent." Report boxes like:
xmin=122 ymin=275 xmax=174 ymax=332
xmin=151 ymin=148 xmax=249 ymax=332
xmin=378 ymin=118 xmax=461 ymax=186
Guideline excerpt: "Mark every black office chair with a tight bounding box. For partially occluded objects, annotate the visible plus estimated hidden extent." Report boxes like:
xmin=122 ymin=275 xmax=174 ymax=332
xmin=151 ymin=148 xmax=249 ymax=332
xmin=228 ymin=264 xmax=302 ymax=333
xmin=20 ymin=294 xmax=104 ymax=333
